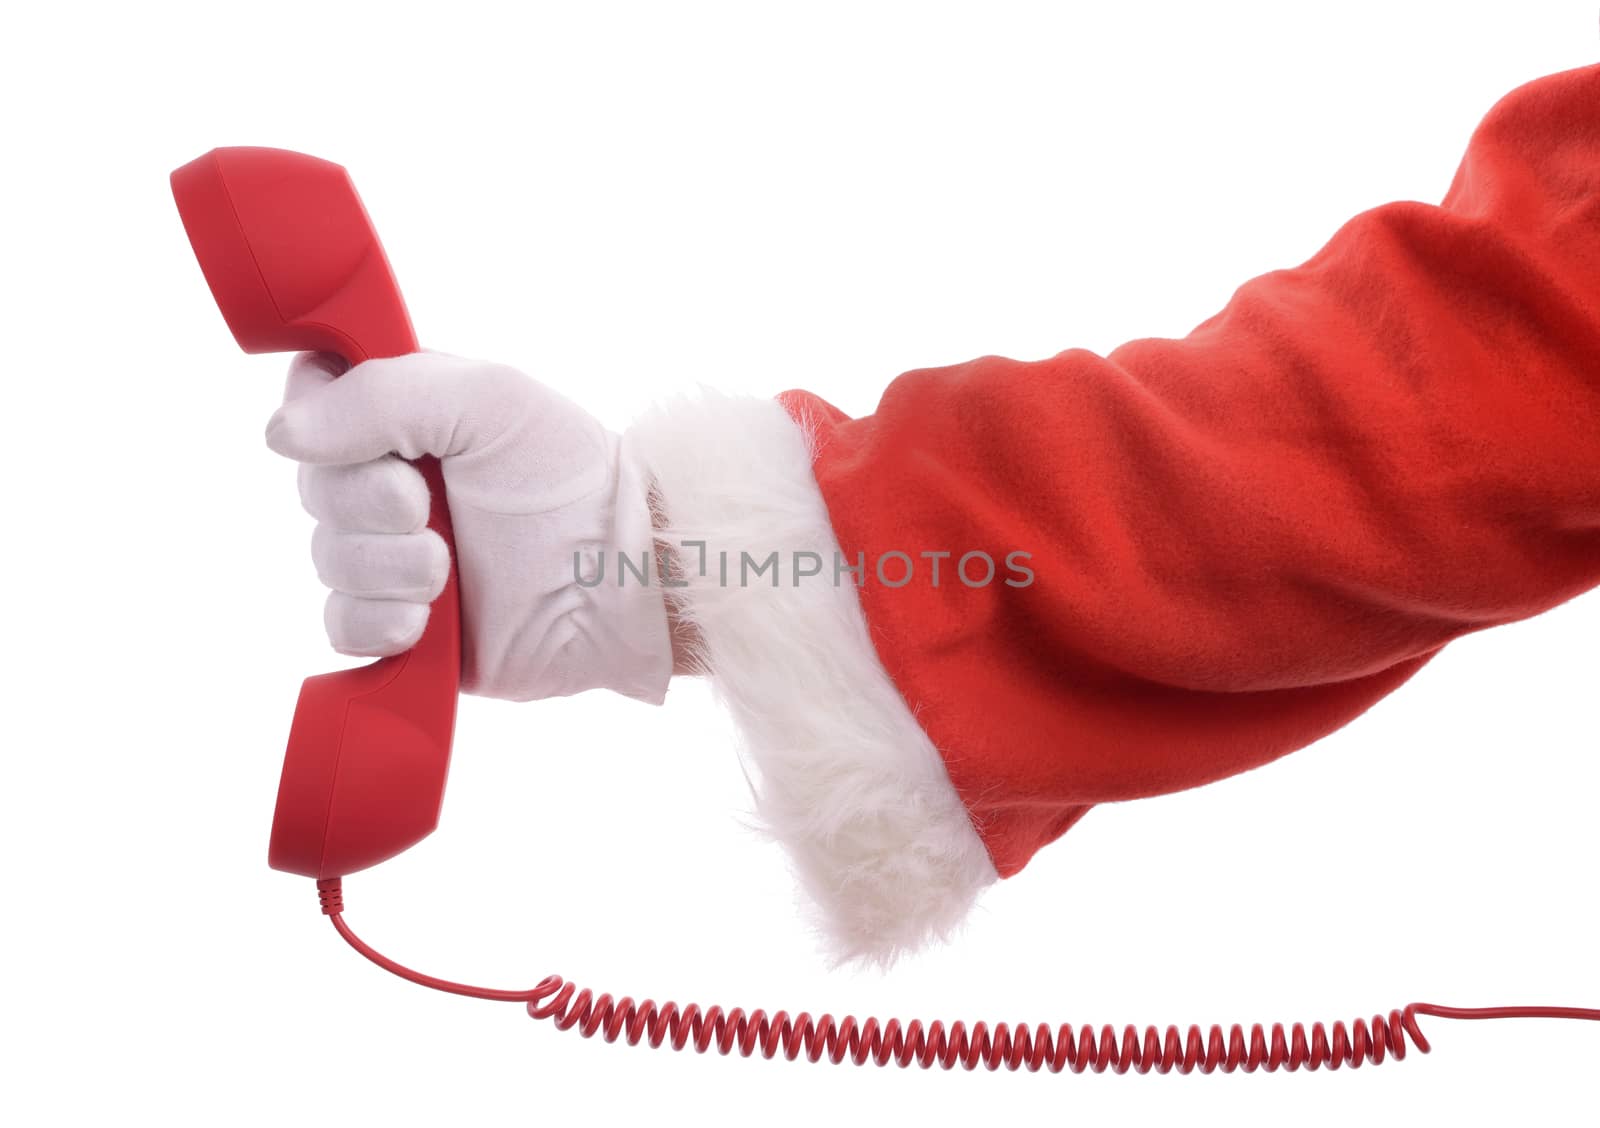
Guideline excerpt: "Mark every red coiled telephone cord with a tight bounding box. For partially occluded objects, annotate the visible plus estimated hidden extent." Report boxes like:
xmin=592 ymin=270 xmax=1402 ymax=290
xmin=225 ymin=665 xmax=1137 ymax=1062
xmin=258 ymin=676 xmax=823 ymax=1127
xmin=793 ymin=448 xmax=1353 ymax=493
xmin=316 ymin=878 xmax=1599 ymax=1074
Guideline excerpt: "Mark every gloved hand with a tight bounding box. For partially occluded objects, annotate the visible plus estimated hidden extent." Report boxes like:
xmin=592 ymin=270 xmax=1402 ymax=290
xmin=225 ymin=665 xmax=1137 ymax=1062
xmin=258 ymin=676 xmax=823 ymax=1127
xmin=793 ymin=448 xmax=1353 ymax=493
xmin=265 ymin=351 xmax=673 ymax=704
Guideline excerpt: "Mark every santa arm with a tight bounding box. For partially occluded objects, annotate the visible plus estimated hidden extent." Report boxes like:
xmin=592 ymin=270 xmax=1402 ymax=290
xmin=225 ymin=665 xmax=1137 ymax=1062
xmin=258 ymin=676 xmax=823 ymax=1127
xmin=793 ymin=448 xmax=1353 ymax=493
xmin=627 ymin=62 xmax=1600 ymax=964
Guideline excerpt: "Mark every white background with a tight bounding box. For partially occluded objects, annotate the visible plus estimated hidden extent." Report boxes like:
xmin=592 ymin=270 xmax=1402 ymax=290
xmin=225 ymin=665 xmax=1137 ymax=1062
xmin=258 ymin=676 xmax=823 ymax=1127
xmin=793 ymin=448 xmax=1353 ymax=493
xmin=4 ymin=1 xmax=1598 ymax=1123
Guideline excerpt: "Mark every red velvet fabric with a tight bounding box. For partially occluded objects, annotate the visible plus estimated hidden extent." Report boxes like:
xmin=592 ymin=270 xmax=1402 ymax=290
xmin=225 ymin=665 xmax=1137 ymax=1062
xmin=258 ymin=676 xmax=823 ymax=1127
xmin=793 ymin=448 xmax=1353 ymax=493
xmin=779 ymin=63 xmax=1600 ymax=879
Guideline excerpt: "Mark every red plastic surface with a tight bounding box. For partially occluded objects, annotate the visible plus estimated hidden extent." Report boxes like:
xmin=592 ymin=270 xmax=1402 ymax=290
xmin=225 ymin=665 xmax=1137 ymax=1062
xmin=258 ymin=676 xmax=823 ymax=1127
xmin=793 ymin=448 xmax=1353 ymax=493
xmin=172 ymin=147 xmax=460 ymax=879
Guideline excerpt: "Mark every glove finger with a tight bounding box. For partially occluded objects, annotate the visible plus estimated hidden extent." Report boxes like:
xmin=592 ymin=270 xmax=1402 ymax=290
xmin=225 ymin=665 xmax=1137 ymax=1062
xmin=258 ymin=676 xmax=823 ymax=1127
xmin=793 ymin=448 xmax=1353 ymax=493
xmin=323 ymin=591 xmax=430 ymax=657
xmin=283 ymin=351 xmax=347 ymax=402
xmin=311 ymin=525 xmax=449 ymax=602
xmin=298 ymin=457 xmax=430 ymax=533
xmin=265 ymin=351 xmax=528 ymax=465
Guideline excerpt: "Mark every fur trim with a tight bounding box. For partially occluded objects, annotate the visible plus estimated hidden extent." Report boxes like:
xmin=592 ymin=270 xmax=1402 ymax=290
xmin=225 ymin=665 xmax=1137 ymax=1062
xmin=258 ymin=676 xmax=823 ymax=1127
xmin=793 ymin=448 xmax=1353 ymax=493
xmin=625 ymin=391 xmax=997 ymax=967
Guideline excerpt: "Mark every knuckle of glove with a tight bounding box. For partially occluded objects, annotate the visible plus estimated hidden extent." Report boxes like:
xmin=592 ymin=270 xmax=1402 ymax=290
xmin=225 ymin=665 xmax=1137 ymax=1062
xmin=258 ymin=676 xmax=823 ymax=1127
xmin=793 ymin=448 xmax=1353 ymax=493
xmin=310 ymin=524 xmax=449 ymax=603
xmin=323 ymin=592 xmax=429 ymax=657
xmin=298 ymin=458 xmax=429 ymax=533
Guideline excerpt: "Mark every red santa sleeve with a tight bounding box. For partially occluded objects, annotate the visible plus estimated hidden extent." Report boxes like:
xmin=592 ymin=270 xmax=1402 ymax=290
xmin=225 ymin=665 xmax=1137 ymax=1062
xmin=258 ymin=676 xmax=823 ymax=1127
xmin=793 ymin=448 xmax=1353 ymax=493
xmin=626 ymin=62 xmax=1600 ymax=965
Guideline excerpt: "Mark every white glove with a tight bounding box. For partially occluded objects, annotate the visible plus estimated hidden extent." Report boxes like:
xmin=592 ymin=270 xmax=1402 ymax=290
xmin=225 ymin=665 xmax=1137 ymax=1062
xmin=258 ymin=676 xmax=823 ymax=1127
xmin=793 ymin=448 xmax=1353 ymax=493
xmin=265 ymin=351 xmax=672 ymax=704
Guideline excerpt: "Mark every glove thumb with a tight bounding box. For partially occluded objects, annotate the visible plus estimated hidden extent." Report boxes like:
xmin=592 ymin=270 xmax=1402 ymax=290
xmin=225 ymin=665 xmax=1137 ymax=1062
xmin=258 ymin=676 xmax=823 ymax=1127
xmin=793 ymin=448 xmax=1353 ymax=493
xmin=266 ymin=350 xmax=500 ymax=465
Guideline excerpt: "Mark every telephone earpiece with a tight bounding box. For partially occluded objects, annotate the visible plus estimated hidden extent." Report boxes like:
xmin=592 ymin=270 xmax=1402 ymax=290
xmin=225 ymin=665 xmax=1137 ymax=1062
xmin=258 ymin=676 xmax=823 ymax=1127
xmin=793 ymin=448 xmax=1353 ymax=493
xmin=172 ymin=147 xmax=460 ymax=879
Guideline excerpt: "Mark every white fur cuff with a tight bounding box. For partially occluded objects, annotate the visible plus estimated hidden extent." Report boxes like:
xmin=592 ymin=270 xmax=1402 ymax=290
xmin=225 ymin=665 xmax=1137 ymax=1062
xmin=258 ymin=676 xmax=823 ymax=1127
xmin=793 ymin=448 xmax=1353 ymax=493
xmin=625 ymin=391 xmax=997 ymax=966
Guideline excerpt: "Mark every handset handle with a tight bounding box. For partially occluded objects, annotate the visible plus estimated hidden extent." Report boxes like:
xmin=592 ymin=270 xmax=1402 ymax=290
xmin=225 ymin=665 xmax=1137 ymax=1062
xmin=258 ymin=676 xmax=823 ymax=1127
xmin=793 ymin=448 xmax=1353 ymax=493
xmin=172 ymin=147 xmax=460 ymax=878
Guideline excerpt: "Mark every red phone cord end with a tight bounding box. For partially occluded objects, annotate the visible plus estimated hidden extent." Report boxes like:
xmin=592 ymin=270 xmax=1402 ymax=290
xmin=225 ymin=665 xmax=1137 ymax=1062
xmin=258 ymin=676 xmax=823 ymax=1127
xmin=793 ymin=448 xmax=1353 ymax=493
xmin=316 ymin=878 xmax=344 ymax=916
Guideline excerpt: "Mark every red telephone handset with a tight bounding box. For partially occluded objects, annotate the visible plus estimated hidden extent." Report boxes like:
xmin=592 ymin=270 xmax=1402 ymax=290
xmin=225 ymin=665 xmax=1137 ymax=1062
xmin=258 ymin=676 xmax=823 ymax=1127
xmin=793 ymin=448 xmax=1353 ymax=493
xmin=172 ymin=147 xmax=460 ymax=879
